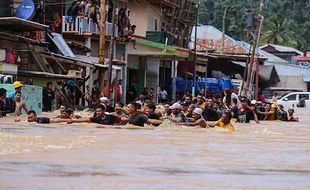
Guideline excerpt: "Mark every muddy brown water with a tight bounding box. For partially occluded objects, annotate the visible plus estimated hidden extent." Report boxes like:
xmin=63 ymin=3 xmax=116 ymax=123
xmin=0 ymin=108 xmax=310 ymax=190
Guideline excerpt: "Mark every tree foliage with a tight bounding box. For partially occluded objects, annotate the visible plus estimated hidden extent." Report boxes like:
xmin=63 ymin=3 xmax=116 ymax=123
xmin=198 ymin=0 xmax=310 ymax=50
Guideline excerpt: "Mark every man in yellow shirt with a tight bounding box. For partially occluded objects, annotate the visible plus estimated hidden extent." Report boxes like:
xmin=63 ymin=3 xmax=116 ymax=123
xmin=208 ymin=112 xmax=235 ymax=132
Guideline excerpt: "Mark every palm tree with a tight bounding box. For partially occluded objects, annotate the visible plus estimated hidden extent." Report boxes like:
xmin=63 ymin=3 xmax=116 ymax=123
xmin=261 ymin=15 xmax=298 ymax=46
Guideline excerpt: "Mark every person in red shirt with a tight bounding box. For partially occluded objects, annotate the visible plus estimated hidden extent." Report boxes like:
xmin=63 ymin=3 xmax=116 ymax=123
xmin=116 ymin=79 xmax=122 ymax=102
xmin=102 ymin=80 xmax=110 ymax=98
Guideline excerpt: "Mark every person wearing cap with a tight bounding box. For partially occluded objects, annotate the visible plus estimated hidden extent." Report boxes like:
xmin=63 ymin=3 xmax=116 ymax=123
xmin=287 ymin=108 xmax=299 ymax=122
xmin=208 ymin=112 xmax=235 ymax=132
xmin=257 ymin=103 xmax=277 ymax=120
xmin=9 ymin=81 xmax=23 ymax=98
xmin=179 ymin=108 xmax=206 ymax=128
xmin=277 ymin=104 xmax=288 ymax=121
xmin=99 ymin=97 xmax=114 ymax=113
xmin=167 ymin=102 xmax=186 ymax=123
xmin=248 ymin=100 xmax=261 ymax=123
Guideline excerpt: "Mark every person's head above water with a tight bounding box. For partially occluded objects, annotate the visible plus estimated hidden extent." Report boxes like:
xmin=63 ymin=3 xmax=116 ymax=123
xmin=62 ymin=108 xmax=74 ymax=119
xmin=146 ymin=102 xmax=156 ymax=113
xmin=192 ymin=108 xmax=203 ymax=120
xmin=221 ymin=112 xmax=232 ymax=125
xmin=169 ymin=103 xmax=182 ymax=114
xmin=60 ymin=105 xmax=66 ymax=115
xmin=95 ymin=104 xmax=106 ymax=117
xmin=127 ymin=102 xmax=139 ymax=114
xmin=27 ymin=110 xmax=37 ymax=122
xmin=15 ymin=91 xmax=22 ymax=101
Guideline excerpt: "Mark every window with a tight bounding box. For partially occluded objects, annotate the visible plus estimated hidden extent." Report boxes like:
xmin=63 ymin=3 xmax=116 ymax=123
xmin=155 ymin=19 xmax=158 ymax=31
xmin=286 ymin=94 xmax=297 ymax=101
xmin=299 ymin=94 xmax=310 ymax=100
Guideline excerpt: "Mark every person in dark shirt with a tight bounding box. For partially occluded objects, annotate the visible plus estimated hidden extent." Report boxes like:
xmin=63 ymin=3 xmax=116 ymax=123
xmin=201 ymin=98 xmax=218 ymax=121
xmin=43 ymin=82 xmax=55 ymax=112
xmin=99 ymin=97 xmax=115 ymax=113
xmin=237 ymin=98 xmax=252 ymax=123
xmin=277 ymin=104 xmax=288 ymax=121
xmin=25 ymin=110 xmax=70 ymax=124
xmin=0 ymin=88 xmax=15 ymax=117
xmin=73 ymin=105 xmax=121 ymax=125
xmin=124 ymin=103 xmax=161 ymax=127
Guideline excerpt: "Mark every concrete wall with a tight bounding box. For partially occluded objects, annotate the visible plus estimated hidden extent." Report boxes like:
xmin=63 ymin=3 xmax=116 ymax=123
xmin=146 ymin=58 xmax=160 ymax=101
xmin=129 ymin=0 xmax=161 ymax=37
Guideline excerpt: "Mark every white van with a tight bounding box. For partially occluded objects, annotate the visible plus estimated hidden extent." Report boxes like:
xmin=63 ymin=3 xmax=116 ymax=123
xmin=277 ymin=92 xmax=310 ymax=107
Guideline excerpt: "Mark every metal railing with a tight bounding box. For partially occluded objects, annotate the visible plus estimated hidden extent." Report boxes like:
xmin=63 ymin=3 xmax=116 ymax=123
xmin=62 ymin=16 xmax=117 ymax=37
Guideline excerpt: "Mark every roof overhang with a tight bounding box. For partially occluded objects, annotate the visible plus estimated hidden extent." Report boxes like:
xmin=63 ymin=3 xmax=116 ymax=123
xmin=129 ymin=40 xmax=190 ymax=59
xmin=18 ymin=70 xmax=83 ymax=79
xmin=0 ymin=17 xmax=48 ymax=32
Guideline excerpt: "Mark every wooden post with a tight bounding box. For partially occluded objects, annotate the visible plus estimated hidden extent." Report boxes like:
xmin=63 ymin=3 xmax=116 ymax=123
xmin=99 ymin=0 xmax=107 ymax=92
xmin=172 ymin=57 xmax=176 ymax=102
xmin=99 ymin=0 xmax=106 ymax=64
xmin=244 ymin=0 xmax=264 ymax=97
xmin=108 ymin=0 xmax=117 ymax=102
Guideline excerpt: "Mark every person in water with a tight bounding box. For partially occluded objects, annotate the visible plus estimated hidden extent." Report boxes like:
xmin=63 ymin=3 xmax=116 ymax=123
xmin=165 ymin=103 xmax=186 ymax=123
xmin=257 ymin=103 xmax=277 ymax=121
xmin=277 ymin=104 xmax=288 ymax=121
xmin=71 ymin=104 xmax=122 ymax=125
xmin=14 ymin=91 xmax=28 ymax=116
xmin=208 ymin=112 xmax=235 ymax=132
xmin=287 ymin=108 xmax=299 ymax=122
xmin=24 ymin=110 xmax=71 ymax=124
xmin=179 ymin=108 xmax=206 ymax=128
xmin=123 ymin=103 xmax=161 ymax=127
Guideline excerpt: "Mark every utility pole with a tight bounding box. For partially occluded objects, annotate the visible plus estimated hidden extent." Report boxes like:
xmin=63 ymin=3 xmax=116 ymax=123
xmin=244 ymin=0 xmax=264 ymax=97
xmin=99 ymin=0 xmax=107 ymax=94
xmin=99 ymin=0 xmax=106 ymax=64
xmin=220 ymin=2 xmax=228 ymax=54
xmin=108 ymin=0 xmax=117 ymax=101
xmin=192 ymin=2 xmax=199 ymax=98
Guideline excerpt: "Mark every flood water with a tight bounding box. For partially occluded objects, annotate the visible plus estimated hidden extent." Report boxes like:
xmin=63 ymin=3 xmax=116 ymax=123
xmin=0 ymin=108 xmax=310 ymax=190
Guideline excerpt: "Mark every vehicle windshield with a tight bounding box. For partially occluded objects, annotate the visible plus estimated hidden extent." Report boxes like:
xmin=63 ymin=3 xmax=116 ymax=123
xmin=278 ymin=93 xmax=290 ymax=100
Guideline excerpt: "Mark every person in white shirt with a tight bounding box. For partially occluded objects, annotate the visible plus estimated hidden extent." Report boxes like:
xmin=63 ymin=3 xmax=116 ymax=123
xmin=158 ymin=87 xmax=168 ymax=103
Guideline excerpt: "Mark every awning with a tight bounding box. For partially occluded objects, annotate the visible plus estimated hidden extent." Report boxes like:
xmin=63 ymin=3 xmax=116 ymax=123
xmin=303 ymin=77 xmax=310 ymax=82
xmin=18 ymin=70 xmax=83 ymax=79
xmin=136 ymin=39 xmax=176 ymax=52
xmin=0 ymin=17 xmax=48 ymax=31
xmin=77 ymin=55 xmax=126 ymax=66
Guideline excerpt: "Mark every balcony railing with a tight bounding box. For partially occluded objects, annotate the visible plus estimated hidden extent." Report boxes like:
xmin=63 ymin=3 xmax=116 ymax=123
xmin=62 ymin=16 xmax=118 ymax=37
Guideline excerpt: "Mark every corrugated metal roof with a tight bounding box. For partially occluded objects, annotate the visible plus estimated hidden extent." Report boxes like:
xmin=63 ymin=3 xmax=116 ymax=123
xmin=260 ymin=44 xmax=304 ymax=55
xmin=191 ymin=25 xmax=290 ymax=65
